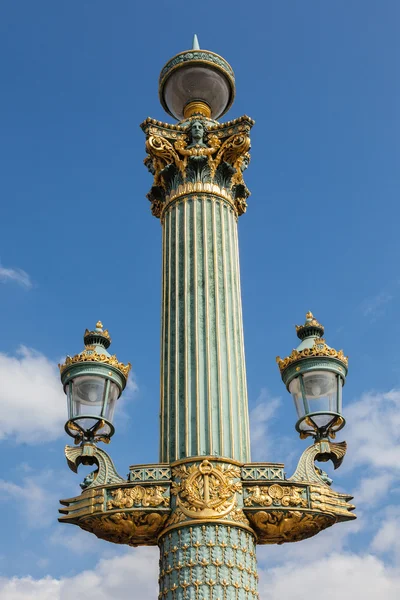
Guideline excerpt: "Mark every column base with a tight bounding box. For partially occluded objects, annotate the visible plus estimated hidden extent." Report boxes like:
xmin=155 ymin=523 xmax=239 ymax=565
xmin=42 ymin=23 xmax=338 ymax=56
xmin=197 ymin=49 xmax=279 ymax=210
xmin=158 ymin=523 xmax=259 ymax=600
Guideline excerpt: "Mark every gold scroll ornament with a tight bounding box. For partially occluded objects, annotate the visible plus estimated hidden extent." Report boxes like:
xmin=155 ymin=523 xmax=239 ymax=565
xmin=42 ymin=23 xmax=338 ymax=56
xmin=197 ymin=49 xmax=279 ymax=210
xmin=244 ymin=484 xmax=307 ymax=508
xmin=107 ymin=485 xmax=169 ymax=510
xmin=80 ymin=511 xmax=168 ymax=547
xmin=248 ymin=510 xmax=335 ymax=544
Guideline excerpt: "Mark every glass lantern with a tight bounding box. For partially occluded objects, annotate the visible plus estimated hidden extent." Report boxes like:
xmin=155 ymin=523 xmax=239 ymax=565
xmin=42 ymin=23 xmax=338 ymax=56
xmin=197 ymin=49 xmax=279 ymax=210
xmin=65 ymin=374 xmax=120 ymax=442
xmin=59 ymin=322 xmax=131 ymax=444
xmin=289 ymin=370 xmax=344 ymax=439
xmin=277 ymin=312 xmax=348 ymax=441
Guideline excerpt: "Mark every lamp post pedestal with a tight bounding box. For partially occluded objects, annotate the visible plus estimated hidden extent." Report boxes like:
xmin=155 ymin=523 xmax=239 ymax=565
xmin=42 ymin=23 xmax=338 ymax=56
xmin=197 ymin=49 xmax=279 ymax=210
xmin=60 ymin=443 xmax=355 ymax=598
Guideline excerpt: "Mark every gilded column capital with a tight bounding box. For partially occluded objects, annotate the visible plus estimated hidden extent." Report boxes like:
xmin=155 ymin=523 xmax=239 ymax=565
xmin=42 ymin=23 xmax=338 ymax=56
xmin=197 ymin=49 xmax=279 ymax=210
xmin=141 ymin=116 xmax=254 ymax=219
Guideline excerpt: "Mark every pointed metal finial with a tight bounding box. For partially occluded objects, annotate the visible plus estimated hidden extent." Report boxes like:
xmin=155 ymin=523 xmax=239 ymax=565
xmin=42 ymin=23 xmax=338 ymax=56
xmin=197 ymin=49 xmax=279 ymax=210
xmin=192 ymin=34 xmax=200 ymax=50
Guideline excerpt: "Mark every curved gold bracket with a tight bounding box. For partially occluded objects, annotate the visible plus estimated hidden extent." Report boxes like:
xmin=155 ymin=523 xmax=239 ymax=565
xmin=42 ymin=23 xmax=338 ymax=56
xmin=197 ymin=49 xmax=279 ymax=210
xmin=288 ymin=440 xmax=347 ymax=485
xmin=65 ymin=444 xmax=125 ymax=488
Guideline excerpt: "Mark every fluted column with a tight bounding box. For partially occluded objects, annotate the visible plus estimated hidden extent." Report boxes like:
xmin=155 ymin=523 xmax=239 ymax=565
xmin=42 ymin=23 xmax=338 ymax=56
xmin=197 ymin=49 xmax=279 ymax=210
xmin=160 ymin=193 xmax=251 ymax=463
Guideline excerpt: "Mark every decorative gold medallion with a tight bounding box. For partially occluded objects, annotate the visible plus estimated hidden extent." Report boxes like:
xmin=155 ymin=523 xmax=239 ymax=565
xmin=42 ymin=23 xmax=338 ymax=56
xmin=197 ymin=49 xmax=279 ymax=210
xmin=172 ymin=460 xmax=242 ymax=519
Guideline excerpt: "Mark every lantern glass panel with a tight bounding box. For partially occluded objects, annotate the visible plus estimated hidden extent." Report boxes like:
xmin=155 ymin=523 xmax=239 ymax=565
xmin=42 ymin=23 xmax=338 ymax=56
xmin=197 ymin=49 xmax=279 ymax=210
xmin=103 ymin=381 xmax=119 ymax=423
xmin=302 ymin=370 xmax=338 ymax=427
xmin=71 ymin=375 xmax=106 ymax=432
xmin=289 ymin=377 xmax=305 ymax=419
xmin=338 ymin=376 xmax=343 ymax=414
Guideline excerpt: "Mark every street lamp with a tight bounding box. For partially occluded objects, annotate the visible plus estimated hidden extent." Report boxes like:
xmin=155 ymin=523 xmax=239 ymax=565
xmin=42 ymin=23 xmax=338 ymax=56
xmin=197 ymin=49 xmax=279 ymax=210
xmin=58 ymin=321 xmax=131 ymax=445
xmin=58 ymin=39 xmax=356 ymax=599
xmin=277 ymin=311 xmax=348 ymax=441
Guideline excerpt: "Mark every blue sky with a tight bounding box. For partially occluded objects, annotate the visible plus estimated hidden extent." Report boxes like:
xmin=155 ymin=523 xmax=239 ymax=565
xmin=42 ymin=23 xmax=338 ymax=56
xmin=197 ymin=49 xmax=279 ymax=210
xmin=0 ymin=1 xmax=399 ymax=597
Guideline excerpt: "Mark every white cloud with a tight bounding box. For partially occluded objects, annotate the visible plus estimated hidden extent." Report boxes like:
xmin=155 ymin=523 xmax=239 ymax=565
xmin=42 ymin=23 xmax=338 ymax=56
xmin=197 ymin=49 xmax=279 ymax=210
xmin=0 ymin=548 xmax=159 ymax=600
xmin=124 ymin=375 xmax=139 ymax=400
xmin=0 ymin=343 xmax=139 ymax=445
xmin=345 ymin=389 xmax=400 ymax=471
xmin=1 ymin=547 xmax=399 ymax=600
xmin=250 ymin=388 xmax=281 ymax=460
xmin=249 ymin=388 xmax=297 ymax=465
xmin=354 ymin=473 xmax=395 ymax=507
xmin=0 ymin=346 xmax=65 ymax=444
xmin=259 ymin=553 xmax=400 ymax=599
xmin=0 ymin=470 xmax=63 ymax=529
xmin=49 ymin=528 xmax=100 ymax=555
xmin=371 ymin=506 xmax=400 ymax=562
xmin=0 ymin=576 xmax=61 ymax=600
xmin=0 ymin=264 xmax=32 ymax=288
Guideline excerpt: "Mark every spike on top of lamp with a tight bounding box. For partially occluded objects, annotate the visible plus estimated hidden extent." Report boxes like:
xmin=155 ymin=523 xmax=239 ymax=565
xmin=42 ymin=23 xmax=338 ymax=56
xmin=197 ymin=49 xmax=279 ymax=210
xmin=158 ymin=35 xmax=236 ymax=121
xmin=58 ymin=322 xmax=131 ymax=445
xmin=276 ymin=312 xmax=348 ymax=441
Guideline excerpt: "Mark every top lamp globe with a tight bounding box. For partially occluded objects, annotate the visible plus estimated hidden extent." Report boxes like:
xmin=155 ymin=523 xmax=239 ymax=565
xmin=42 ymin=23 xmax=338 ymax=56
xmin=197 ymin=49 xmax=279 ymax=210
xmin=158 ymin=35 xmax=236 ymax=121
xmin=277 ymin=312 xmax=349 ymax=441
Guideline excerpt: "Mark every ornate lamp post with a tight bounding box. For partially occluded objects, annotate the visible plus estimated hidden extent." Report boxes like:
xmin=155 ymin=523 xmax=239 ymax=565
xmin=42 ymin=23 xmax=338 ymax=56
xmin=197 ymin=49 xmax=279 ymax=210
xmin=59 ymin=38 xmax=356 ymax=599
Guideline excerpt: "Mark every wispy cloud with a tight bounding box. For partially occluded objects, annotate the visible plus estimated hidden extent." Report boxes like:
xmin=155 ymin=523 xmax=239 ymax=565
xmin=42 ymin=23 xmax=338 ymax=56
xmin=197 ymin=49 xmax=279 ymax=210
xmin=360 ymin=280 xmax=400 ymax=320
xmin=49 ymin=528 xmax=100 ymax=555
xmin=249 ymin=388 xmax=295 ymax=463
xmin=0 ymin=263 xmax=32 ymax=288
xmin=361 ymin=290 xmax=393 ymax=319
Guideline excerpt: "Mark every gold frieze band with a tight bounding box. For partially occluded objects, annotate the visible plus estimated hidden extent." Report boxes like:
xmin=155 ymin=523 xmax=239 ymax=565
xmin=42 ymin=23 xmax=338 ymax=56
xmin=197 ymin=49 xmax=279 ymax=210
xmin=161 ymin=184 xmax=237 ymax=219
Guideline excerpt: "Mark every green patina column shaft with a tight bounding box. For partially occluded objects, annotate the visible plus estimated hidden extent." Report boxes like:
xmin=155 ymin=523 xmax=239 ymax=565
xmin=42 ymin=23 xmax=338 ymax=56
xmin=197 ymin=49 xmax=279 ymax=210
xmin=160 ymin=193 xmax=250 ymax=463
xmin=142 ymin=39 xmax=258 ymax=600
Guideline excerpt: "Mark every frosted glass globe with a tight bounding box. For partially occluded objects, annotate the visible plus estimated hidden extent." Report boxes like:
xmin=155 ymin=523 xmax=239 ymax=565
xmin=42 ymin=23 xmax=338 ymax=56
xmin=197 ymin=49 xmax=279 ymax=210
xmin=162 ymin=65 xmax=232 ymax=120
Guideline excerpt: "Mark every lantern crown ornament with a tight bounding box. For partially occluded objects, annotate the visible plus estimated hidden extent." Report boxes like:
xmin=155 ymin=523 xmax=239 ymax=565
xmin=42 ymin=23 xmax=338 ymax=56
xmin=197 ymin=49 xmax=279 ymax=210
xmin=295 ymin=310 xmax=325 ymax=339
xmin=83 ymin=320 xmax=111 ymax=348
xmin=277 ymin=312 xmax=349 ymax=440
xmin=58 ymin=322 xmax=131 ymax=445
